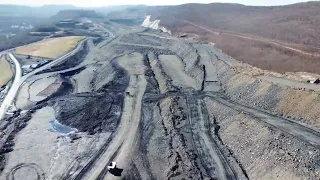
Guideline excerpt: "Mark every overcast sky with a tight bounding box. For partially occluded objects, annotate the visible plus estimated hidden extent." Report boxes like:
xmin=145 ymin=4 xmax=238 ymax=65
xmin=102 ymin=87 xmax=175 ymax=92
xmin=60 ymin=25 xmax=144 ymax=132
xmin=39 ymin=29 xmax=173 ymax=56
xmin=0 ymin=0 xmax=317 ymax=7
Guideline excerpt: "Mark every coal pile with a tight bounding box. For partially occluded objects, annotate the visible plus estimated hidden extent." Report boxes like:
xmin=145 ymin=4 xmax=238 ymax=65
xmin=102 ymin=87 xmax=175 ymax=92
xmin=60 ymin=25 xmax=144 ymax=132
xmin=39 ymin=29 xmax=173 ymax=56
xmin=52 ymin=60 xmax=129 ymax=134
xmin=119 ymin=33 xmax=161 ymax=46
xmin=53 ymin=92 xmax=124 ymax=134
xmin=112 ymin=44 xmax=174 ymax=56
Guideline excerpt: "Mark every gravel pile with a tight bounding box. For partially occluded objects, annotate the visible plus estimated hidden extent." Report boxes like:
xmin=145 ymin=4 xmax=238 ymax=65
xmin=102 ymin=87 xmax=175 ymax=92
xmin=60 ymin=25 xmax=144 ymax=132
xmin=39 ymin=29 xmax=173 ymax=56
xmin=214 ymin=52 xmax=320 ymax=127
xmin=215 ymin=54 xmax=283 ymax=115
xmin=165 ymin=39 xmax=199 ymax=71
xmin=205 ymin=99 xmax=320 ymax=179
xmin=52 ymin=59 xmax=129 ymax=134
xmin=119 ymin=33 xmax=161 ymax=46
xmin=165 ymin=39 xmax=205 ymax=89
xmin=53 ymin=92 xmax=123 ymax=134
xmin=226 ymin=79 xmax=281 ymax=113
xmin=92 ymin=62 xmax=116 ymax=91
xmin=112 ymin=44 xmax=174 ymax=56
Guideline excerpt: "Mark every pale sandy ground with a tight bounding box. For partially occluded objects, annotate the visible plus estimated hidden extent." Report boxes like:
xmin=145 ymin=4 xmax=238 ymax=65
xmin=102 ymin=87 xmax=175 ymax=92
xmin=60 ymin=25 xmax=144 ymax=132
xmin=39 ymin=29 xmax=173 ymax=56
xmin=15 ymin=82 xmax=33 ymax=110
xmin=258 ymin=75 xmax=320 ymax=92
xmin=93 ymin=62 xmax=116 ymax=91
xmin=16 ymin=76 xmax=57 ymax=109
xmin=148 ymin=52 xmax=168 ymax=93
xmin=193 ymin=44 xmax=221 ymax=92
xmin=159 ymin=55 xmax=198 ymax=89
xmin=226 ymin=69 xmax=320 ymax=129
xmin=0 ymin=57 xmax=13 ymax=87
xmin=72 ymin=39 xmax=110 ymax=93
xmin=1 ymin=107 xmax=111 ymax=180
xmin=1 ymin=107 xmax=56 ymax=180
xmin=107 ymin=54 xmax=147 ymax=180
xmin=116 ymin=41 xmax=167 ymax=50
xmin=194 ymin=44 xmax=218 ymax=82
xmin=204 ymin=100 xmax=308 ymax=180
xmin=218 ymin=53 xmax=320 ymax=92
xmin=29 ymin=76 xmax=57 ymax=101
xmin=15 ymin=36 xmax=85 ymax=59
xmin=138 ymin=32 xmax=176 ymax=40
xmin=73 ymin=65 xmax=96 ymax=93
xmin=277 ymin=88 xmax=320 ymax=129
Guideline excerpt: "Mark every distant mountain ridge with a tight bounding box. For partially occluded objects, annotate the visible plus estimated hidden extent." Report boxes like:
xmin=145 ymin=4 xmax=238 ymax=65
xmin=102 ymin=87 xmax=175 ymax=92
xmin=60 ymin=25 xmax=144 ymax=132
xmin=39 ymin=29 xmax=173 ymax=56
xmin=0 ymin=4 xmax=78 ymax=17
xmin=51 ymin=10 xmax=103 ymax=21
xmin=100 ymin=1 xmax=320 ymax=73
xmin=142 ymin=1 xmax=320 ymax=47
xmin=0 ymin=4 xmax=138 ymax=18
xmin=141 ymin=1 xmax=320 ymax=73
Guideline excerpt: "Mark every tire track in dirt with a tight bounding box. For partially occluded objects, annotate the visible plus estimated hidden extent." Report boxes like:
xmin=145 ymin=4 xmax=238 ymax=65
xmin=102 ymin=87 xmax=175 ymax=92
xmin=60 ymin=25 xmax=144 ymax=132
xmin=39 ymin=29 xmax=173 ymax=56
xmin=186 ymin=96 xmax=237 ymax=180
xmin=205 ymin=93 xmax=320 ymax=149
xmin=6 ymin=163 xmax=45 ymax=180
xmin=146 ymin=46 xmax=236 ymax=178
xmin=60 ymin=31 xmax=320 ymax=180
xmin=75 ymin=53 xmax=147 ymax=180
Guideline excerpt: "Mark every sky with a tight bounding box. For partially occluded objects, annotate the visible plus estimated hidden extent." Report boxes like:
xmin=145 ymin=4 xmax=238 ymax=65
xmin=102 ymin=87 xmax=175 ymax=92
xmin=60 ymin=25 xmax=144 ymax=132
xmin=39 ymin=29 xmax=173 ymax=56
xmin=0 ymin=0 xmax=317 ymax=7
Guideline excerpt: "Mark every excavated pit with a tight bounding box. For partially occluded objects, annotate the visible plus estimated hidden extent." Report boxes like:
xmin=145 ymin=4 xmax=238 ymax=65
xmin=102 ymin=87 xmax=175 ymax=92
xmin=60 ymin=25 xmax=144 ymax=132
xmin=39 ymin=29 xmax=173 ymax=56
xmin=1 ymin=28 xmax=320 ymax=180
xmin=51 ymin=59 xmax=129 ymax=134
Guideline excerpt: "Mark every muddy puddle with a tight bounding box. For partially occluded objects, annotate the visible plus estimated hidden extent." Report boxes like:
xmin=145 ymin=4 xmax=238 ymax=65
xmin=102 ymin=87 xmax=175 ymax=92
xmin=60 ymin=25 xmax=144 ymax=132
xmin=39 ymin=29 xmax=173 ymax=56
xmin=49 ymin=119 xmax=78 ymax=134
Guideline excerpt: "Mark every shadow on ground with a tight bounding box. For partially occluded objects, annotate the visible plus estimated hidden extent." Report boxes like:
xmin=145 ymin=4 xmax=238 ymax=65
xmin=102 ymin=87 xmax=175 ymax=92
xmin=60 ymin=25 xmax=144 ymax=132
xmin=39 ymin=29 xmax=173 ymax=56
xmin=109 ymin=167 xmax=124 ymax=177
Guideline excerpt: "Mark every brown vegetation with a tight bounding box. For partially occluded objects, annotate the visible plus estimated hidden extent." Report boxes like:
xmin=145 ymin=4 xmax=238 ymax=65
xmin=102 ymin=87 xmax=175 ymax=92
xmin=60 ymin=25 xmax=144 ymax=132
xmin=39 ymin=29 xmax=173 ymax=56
xmin=205 ymin=31 xmax=320 ymax=73
xmin=15 ymin=36 xmax=84 ymax=58
xmin=146 ymin=2 xmax=320 ymax=73
xmin=0 ymin=57 xmax=13 ymax=87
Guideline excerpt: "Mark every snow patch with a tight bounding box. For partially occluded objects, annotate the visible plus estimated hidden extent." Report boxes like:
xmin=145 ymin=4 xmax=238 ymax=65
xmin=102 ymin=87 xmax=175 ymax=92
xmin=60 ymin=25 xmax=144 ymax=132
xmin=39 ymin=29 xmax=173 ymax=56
xmin=142 ymin=15 xmax=171 ymax=34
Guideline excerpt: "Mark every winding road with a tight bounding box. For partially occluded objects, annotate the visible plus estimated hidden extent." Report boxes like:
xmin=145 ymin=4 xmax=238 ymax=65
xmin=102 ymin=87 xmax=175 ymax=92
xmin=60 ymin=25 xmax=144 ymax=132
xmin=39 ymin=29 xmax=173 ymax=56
xmin=205 ymin=93 xmax=320 ymax=149
xmin=0 ymin=38 xmax=87 ymax=120
xmin=0 ymin=53 xmax=22 ymax=120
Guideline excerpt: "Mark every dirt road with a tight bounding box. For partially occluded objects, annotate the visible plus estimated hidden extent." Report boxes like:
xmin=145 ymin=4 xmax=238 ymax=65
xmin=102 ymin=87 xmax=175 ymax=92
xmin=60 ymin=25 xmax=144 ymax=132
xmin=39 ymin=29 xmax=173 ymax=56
xmin=77 ymin=53 xmax=147 ymax=180
xmin=0 ymin=53 xmax=22 ymax=120
xmin=206 ymin=93 xmax=320 ymax=149
xmin=2 ymin=25 xmax=320 ymax=180
xmin=186 ymin=96 xmax=236 ymax=179
xmin=0 ymin=39 xmax=86 ymax=120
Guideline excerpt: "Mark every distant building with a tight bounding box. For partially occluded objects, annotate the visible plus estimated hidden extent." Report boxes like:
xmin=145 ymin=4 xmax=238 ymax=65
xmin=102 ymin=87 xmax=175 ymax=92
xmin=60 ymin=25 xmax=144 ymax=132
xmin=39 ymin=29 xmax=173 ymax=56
xmin=22 ymin=64 xmax=39 ymax=71
xmin=75 ymin=23 xmax=88 ymax=29
xmin=179 ymin=33 xmax=187 ymax=38
xmin=31 ymin=64 xmax=38 ymax=69
xmin=60 ymin=19 xmax=74 ymax=23
xmin=56 ymin=22 xmax=75 ymax=28
xmin=22 ymin=64 xmax=32 ymax=70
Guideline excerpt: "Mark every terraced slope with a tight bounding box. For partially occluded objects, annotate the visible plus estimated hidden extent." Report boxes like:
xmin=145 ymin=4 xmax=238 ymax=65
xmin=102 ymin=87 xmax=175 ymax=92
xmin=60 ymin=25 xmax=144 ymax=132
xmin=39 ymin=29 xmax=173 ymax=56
xmin=0 ymin=25 xmax=319 ymax=180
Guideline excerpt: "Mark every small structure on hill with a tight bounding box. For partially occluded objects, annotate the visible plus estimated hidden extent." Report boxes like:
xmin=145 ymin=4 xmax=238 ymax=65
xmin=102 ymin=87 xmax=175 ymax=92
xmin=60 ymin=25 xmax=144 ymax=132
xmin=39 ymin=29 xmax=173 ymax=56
xmin=56 ymin=19 xmax=76 ymax=28
xmin=179 ymin=33 xmax=187 ymax=38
